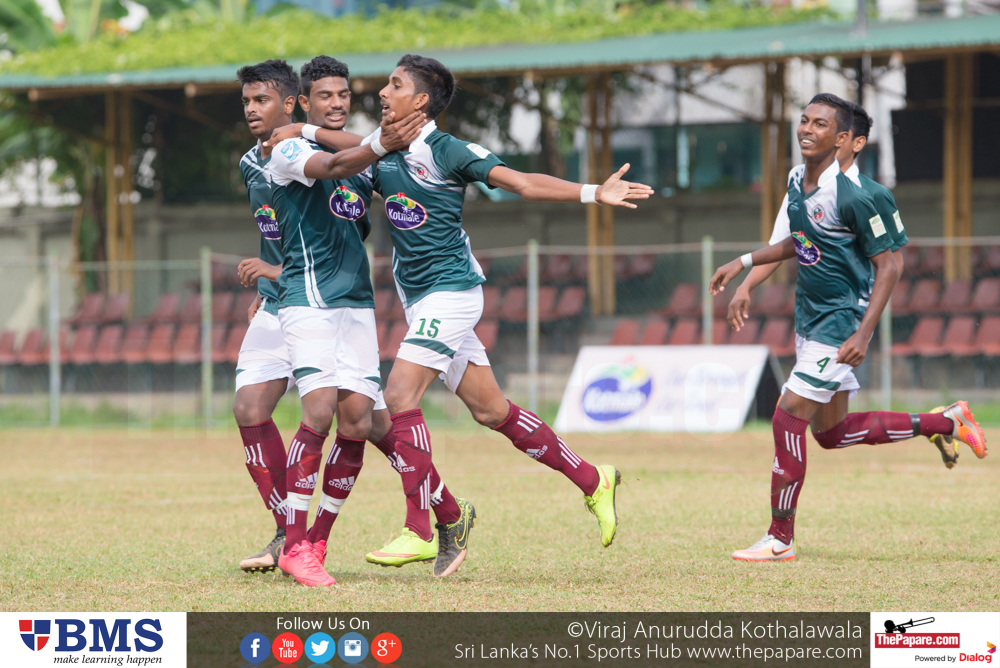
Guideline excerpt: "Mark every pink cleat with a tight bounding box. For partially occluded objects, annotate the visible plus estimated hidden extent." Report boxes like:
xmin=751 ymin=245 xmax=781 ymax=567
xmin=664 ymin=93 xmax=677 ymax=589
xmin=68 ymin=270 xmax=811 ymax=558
xmin=942 ymin=401 xmax=988 ymax=459
xmin=278 ymin=541 xmax=336 ymax=587
xmin=312 ymin=540 xmax=327 ymax=568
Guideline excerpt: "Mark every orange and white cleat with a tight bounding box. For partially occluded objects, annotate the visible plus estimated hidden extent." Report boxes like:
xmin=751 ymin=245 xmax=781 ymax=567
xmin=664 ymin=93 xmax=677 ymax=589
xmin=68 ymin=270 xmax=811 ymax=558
xmin=942 ymin=401 xmax=987 ymax=459
xmin=312 ymin=540 xmax=328 ymax=568
xmin=278 ymin=541 xmax=336 ymax=587
xmin=731 ymin=534 xmax=796 ymax=562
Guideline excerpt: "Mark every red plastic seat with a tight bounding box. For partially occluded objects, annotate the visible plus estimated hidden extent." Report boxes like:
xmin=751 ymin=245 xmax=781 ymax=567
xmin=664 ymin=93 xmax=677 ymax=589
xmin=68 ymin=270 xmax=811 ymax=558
xmin=759 ymin=317 xmax=794 ymax=357
xmin=231 ymin=291 xmax=259 ymax=323
xmin=553 ymin=286 xmax=586 ymax=319
xmin=102 ymin=293 xmax=129 ymax=323
xmin=609 ymin=319 xmax=640 ymax=345
xmin=0 ymin=330 xmax=17 ymax=365
xmin=933 ymin=317 xmax=977 ymax=357
xmin=380 ymin=321 xmax=409 ymax=361
xmin=542 ymin=255 xmax=572 ymax=283
xmin=893 ymin=317 xmax=945 ymax=356
xmin=374 ymin=289 xmax=395 ymax=321
xmin=901 ymin=246 xmax=921 ymax=275
xmin=475 ymin=256 xmax=491 ymax=279
xmin=712 ymin=319 xmax=730 ymax=345
xmin=17 ymin=329 xmax=47 ymax=365
xmin=71 ymin=293 xmax=105 ymax=325
xmin=664 ymin=283 xmax=700 ymax=317
xmin=146 ymin=325 xmax=176 ymax=364
xmin=613 ymin=255 xmax=628 ymax=281
xmin=390 ymin=294 xmax=406 ymax=321
xmin=121 ymin=324 xmax=151 ymax=364
xmin=754 ymin=283 xmax=788 ymax=317
xmin=712 ymin=290 xmax=730 ymax=317
xmin=93 ymin=325 xmax=124 ymax=364
xmin=499 ymin=257 xmax=528 ymax=285
xmin=728 ymin=319 xmax=761 ymax=345
xmin=906 ymin=279 xmax=942 ymax=315
xmin=569 ymin=255 xmax=589 ymax=283
xmin=975 ymin=247 xmax=1000 ymax=276
xmin=498 ymin=287 xmax=527 ymax=322
xmin=172 ymin=324 xmax=202 ymax=364
xmin=67 ymin=325 xmax=98 ymax=365
xmin=373 ymin=258 xmax=394 ymax=287
xmin=178 ymin=294 xmax=202 ymax=324
xmin=537 ymin=286 xmax=558 ymax=322
xmin=890 ymin=279 xmax=912 ymax=315
xmin=212 ymin=292 xmax=235 ymax=322
xmin=210 ymin=324 xmax=229 ymax=364
xmin=968 ymin=278 xmax=1000 ymax=314
xmin=475 ymin=319 xmax=499 ymax=353
xmin=627 ymin=254 xmax=656 ymax=280
xmin=960 ymin=316 xmax=1000 ymax=357
xmin=482 ymin=286 xmax=502 ymax=319
xmin=938 ymin=280 xmax=971 ymax=314
xmin=668 ymin=318 xmax=700 ymax=346
xmin=639 ymin=318 xmax=669 ymax=345
xmin=919 ymin=247 xmax=945 ymax=276
xmin=148 ymin=293 xmax=182 ymax=324
xmin=222 ymin=323 xmax=248 ymax=364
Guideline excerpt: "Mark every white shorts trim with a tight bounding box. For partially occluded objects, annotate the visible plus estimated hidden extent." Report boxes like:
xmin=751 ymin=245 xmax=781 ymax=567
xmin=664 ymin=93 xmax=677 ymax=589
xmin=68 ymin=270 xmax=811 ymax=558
xmin=235 ymin=308 xmax=295 ymax=394
xmin=781 ymin=334 xmax=860 ymax=404
xmin=278 ymin=305 xmax=381 ymax=400
xmin=394 ymin=285 xmax=491 ymax=393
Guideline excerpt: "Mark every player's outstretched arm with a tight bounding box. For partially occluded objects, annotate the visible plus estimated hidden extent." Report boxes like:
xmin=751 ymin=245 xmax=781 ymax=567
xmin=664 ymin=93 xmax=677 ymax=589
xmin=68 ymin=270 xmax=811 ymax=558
xmin=728 ymin=263 xmax=782 ymax=331
xmin=486 ymin=163 xmax=654 ymax=208
xmin=299 ymin=111 xmax=425 ymax=181
xmin=266 ymin=123 xmax=364 ymax=151
xmin=837 ymin=249 xmax=898 ymax=366
xmin=709 ymin=237 xmax=795 ymax=297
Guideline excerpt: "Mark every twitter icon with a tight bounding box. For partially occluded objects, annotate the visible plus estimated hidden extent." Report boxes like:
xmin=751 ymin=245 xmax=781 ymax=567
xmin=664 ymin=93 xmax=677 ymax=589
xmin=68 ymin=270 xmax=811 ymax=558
xmin=305 ymin=632 xmax=336 ymax=664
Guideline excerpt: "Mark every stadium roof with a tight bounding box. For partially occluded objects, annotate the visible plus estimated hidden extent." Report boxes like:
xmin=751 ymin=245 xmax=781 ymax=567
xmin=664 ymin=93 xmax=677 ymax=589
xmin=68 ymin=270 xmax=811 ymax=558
xmin=1 ymin=12 xmax=999 ymax=92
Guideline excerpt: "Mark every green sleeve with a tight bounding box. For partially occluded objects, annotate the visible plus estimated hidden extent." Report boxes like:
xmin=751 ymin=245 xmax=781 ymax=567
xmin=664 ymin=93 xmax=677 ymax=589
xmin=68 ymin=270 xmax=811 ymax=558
xmin=878 ymin=189 xmax=909 ymax=251
xmin=439 ymin=136 xmax=506 ymax=187
xmin=839 ymin=179 xmax=893 ymax=258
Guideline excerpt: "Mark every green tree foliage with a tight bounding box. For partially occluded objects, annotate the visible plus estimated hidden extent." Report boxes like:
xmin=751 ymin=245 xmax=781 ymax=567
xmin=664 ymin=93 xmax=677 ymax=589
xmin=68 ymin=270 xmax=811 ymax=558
xmin=0 ymin=0 xmax=57 ymax=52
xmin=2 ymin=2 xmax=832 ymax=77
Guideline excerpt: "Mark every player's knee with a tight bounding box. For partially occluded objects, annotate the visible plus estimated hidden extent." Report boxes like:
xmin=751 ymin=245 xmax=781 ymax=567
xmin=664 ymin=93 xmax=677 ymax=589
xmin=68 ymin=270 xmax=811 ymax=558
xmin=337 ymin=412 xmax=372 ymax=441
xmin=233 ymin=391 xmax=268 ymax=426
xmin=470 ymin=402 xmax=506 ymax=429
xmin=383 ymin=386 xmax=417 ymax=416
xmin=301 ymin=407 xmax=334 ymax=435
xmin=811 ymin=423 xmax=842 ymax=450
xmin=368 ymin=410 xmax=392 ymax=444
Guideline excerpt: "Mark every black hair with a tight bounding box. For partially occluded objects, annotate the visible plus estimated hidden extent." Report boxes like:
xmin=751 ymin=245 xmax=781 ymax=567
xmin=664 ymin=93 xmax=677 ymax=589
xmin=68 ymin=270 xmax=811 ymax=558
xmin=397 ymin=54 xmax=456 ymax=118
xmin=847 ymin=101 xmax=873 ymax=149
xmin=807 ymin=93 xmax=854 ymax=133
xmin=300 ymin=55 xmax=350 ymax=97
xmin=236 ymin=59 xmax=299 ymax=102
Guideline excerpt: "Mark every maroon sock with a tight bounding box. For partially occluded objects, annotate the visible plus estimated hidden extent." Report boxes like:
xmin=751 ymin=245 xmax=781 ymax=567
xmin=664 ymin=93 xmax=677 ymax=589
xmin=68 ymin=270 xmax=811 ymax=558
xmin=373 ymin=430 xmax=461 ymax=525
xmin=813 ymin=411 xmax=953 ymax=449
xmin=391 ymin=409 xmax=434 ymax=541
xmin=239 ymin=419 xmax=287 ymax=530
xmin=493 ymin=401 xmax=600 ymax=495
xmin=769 ymin=407 xmax=809 ymax=544
xmin=283 ymin=423 xmax=327 ymax=551
xmin=307 ymin=433 xmax=365 ymax=544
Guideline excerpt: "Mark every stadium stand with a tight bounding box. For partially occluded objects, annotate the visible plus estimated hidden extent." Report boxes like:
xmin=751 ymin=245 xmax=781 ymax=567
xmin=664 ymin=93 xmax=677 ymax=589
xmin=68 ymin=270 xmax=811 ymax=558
xmin=759 ymin=317 xmax=795 ymax=358
xmin=552 ymin=286 xmax=586 ymax=319
xmin=663 ymin=283 xmax=700 ymax=317
xmin=147 ymin=293 xmax=182 ymax=324
xmin=172 ymin=324 xmax=201 ymax=364
xmin=475 ymin=319 xmax=499 ymax=353
xmin=0 ymin=330 xmax=16 ymax=365
xmin=17 ymin=329 xmax=47 ymax=365
xmin=893 ymin=317 xmax=945 ymax=357
xmin=499 ymin=286 xmax=527 ymax=322
xmin=146 ymin=324 xmax=176 ymax=364
xmin=70 ymin=293 xmax=105 ymax=325
xmin=93 ymin=325 xmax=124 ymax=364
xmin=728 ymin=319 xmax=761 ymax=346
xmin=221 ymin=324 xmax=247 ymax=364
xmin=668 ymin=319 xmax=700 ymax=345
xmin=121 ymin=324 xmax=150 ymax=364
xmin=638 ymin=318 xmax=669 ymax=345
xmin=67 ymin=325 xmax=98 ymax=365
xmin=609 ymin=319 xmax=640 ymax=345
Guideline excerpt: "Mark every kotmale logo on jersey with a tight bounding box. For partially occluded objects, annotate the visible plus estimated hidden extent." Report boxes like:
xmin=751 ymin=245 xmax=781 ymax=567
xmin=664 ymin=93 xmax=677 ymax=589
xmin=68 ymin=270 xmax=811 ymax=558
xmin=792 ymin=230 xmax=822 ymax=266
xmin=254 ymin=205 xmax=281 ymax=241
xmin=581 ymin=362 xmax=653 ymax=422
xmin=385 ymin=193 xmax=428 ymax=230
xmin=329 ymin=185 xmax=366 ymax=221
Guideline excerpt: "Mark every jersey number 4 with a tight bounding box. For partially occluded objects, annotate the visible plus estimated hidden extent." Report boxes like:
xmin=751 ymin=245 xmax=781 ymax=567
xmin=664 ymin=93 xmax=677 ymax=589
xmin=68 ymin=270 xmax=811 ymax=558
xmin=817 ymin=357 xmax=831 ymax=373
xmin=415 ymin=318 xmax=441 ymax=338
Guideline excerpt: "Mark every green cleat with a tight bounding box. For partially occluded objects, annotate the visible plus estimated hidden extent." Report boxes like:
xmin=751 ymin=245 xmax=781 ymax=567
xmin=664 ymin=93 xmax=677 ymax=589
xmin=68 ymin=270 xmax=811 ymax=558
xmin=365 ymin=528 xmax=437 ymax=568
xmin=928 ymin=406 xmax=959 ymax=469
xmin=434 ymin=498 xmax=476 ymax=578
xmin=584 ymin=465 xmax=621 ymax=547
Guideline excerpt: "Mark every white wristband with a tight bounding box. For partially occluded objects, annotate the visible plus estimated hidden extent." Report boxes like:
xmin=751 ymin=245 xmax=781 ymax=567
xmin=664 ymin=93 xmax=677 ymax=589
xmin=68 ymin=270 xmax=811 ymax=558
xmin=301 ymin=124 xmax=319 ymax=142
xmin=580 ymin=184 xmax=598 ymax=204
xmin=370 ymin=136 xmax=388 ymax=157
xmin=741 ymin=253 xmax=754 ymax=269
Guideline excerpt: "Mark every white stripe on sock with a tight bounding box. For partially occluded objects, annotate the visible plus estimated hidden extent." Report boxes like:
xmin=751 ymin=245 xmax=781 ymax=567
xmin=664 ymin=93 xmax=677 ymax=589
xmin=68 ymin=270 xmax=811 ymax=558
xmin=844 ymin=430 xmax=869 ymax=438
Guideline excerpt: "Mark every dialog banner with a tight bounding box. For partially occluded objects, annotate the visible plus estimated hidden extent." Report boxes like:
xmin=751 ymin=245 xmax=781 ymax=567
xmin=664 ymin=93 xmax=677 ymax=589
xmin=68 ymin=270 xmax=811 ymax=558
xmin=188 ymin=612 xmax=867 ymax=667
xmin=554 ymin=345 xmax=776 ymax=433
xmin=870 ymin=612 xmax=1000 ymax=668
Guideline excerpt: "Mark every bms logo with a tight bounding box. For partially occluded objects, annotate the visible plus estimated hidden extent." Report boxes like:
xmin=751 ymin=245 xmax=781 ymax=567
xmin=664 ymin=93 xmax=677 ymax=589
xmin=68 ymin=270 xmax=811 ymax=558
xmin=792 ymin=230 xmax=821 ymax=266
xmin=581 ymin=363 xmax=653 ymax=422
xmin=254 ymin=205 xmax=280 ymax=241
xmin=329 ymin=185 xmax=366 ymax=221
xmin=17 ymin=619 xmax=163 ymax=653
xmin=385 ymin=193 xmax=428 ymax=230
xmin=20 ymin=620 xmax=50 ymax=651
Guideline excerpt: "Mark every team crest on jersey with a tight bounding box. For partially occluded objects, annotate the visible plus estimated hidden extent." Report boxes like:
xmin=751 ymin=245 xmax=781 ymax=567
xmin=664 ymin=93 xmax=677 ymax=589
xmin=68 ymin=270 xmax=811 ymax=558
xmin=385 ymin=192 xmax=428 ymax=230
xmin=329 ymin=185 xmax=365 ymax=221
xmin=792 ymin=230 xmax=821 ymax=266
xmin=254 ymin=205 xmax=281 ymax=241
xmin=810 ymin=205 xmax=826 ymax=224
xmin=415 ymin=166 xmax=429 ymax=180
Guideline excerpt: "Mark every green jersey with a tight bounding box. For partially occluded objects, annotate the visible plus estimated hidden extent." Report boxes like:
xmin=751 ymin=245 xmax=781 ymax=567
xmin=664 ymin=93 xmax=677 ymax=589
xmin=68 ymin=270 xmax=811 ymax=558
xmin=845 ymin=165 xmax=909 ymax=252
xmin=363 ymin=121 xmax=505 ymax=307
xmin=239 ymin=144 xmax=281 ymax=315
xmin=267 ymin=137 xmax=375 ymax=309
xmin=771 ymin=162 xmax=893 ymax=346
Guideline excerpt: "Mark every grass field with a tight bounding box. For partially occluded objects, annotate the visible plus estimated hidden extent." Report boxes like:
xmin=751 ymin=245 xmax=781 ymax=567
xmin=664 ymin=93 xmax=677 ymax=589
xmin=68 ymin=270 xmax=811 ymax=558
xmin=1 ymin=423 xmax=997 ymax=613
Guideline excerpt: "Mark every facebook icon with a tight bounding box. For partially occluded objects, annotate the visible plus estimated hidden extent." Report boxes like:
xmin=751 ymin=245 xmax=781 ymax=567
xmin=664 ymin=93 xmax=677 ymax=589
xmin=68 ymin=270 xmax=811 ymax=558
xmin=240 ymin=632 xmax=271 ymax=664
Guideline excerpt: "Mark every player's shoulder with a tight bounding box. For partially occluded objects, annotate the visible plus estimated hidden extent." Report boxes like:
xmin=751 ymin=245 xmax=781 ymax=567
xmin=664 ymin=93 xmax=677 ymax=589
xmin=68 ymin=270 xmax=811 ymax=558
xmin=835 ymin=170 xmax=876 ymax=202
xmin=858 ymin=173 xmax=896 ymax=204
xmin=273 ymin=136 xmax=316 ymax=163
xmin=786 ymin=164 xmax=805 ymax=186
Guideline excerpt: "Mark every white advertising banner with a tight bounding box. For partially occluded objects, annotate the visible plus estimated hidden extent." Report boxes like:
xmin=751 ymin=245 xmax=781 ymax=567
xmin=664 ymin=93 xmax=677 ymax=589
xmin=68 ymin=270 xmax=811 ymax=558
xmin=553 ymin=345 xmax=775 ymax=433
xmin=0 ymin=612 xmax=187 ymax=667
